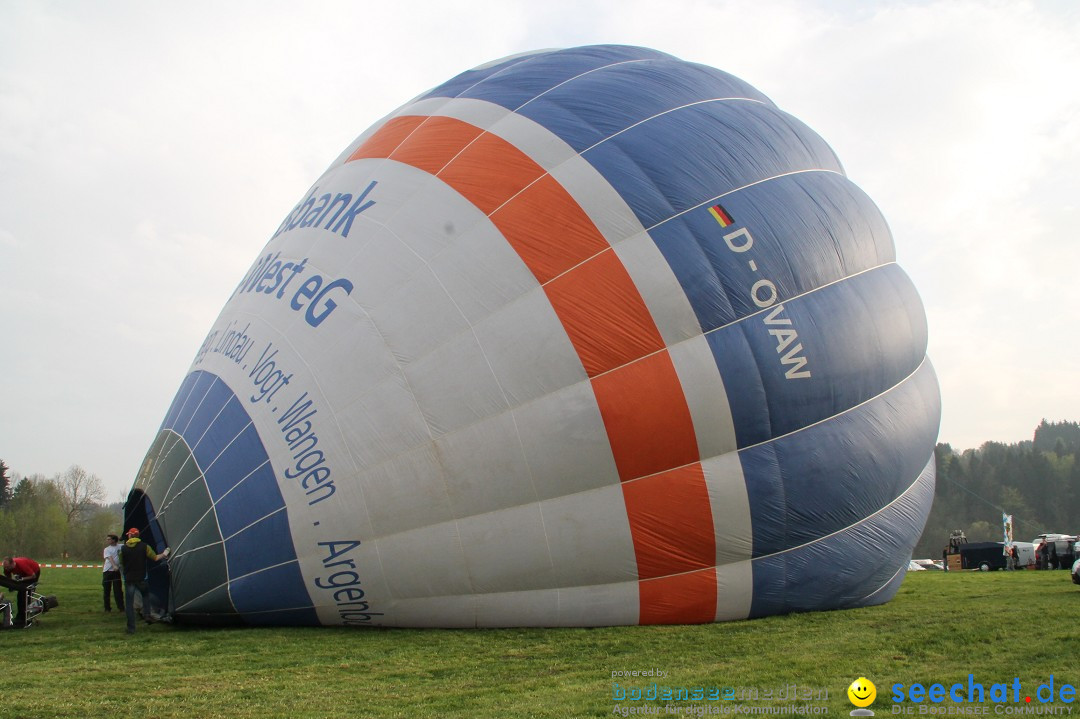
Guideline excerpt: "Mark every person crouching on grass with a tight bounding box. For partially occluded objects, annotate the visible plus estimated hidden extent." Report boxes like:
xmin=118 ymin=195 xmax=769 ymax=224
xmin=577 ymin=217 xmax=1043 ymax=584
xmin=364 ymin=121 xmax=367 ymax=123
xmin=1 ymin=555 xmax=41 ymax=628
xmin=119 ymin=528 xmax=169 ymax=635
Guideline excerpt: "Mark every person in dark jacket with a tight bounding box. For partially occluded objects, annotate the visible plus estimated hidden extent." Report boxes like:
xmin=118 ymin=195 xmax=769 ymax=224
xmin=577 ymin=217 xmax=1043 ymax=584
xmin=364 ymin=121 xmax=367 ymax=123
xmin=119 ymin=528 xmax=169 ymax=635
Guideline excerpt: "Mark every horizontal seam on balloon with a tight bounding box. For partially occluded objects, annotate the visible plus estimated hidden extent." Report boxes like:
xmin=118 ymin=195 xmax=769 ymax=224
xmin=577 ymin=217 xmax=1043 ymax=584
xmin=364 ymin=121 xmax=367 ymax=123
xmin=578 ymin=96 xmax=771 ymax=156
xmin=737 ymin=352 xmax=931 ymax=455
xmin=139 ymin=430 xmax=195 ymax=513
xmin=349 ymin=121 xmax=848 ymax=385
xmin=355 ymin=119 xmax=682 ymax=474
xmin=618 ymin=355 xmax=931 ymax=491
xmin=476 ymin=96 xmax=771 ymax=233
xmin=160 ymin=371 xmax=209 ymax=434
xmin=636 ymin=565 xmax=725 ymax=585
xmin=314 ymin=117 xmax=914 ymax=521
xmin=513 ymin=58 xmax=654 ymax=112
xmin=610 ymin=364 xmax=936 ymax=588
xmin=585 ymin=259 xmax=899 ymax=385
xmin=749 ymin=452 xmax=934 ymax=563
xmin=219 ymin=504 xmax=289 ymax=544
xmin=324 ymin=191 xmax=531 ymax=600
xmin=446 ymin=50 xmax=574 ymax=102
xmin=162 ymin=457 xmax=273 ymax=552
xmin=443 ymin=56 xmax=660 ymax=120
xmin=173 ymin=557 xmax=300 ymax=613
xmin=367 ymin=98 xmax=649 ymax=252
xmin=325 ymin=182 xmax=817 ymax=448
xmin=149 ymin=433 xmax=209 ymax=532
xmin=185 ymin=377 xmax=238 ymax=460
xmin=169 ymin=538 xmax=223 ymax=561
xmin=201 ymin=300 xmax=404 ymax=600
xmin=182 ymin=393 xmax=276 ymax=509
xmin=856 ymin=561 xmax=908 ymax=605
xmin=314 ymin=330 xmax=926 ymax=528
xmin=644 ymin=166 xmax=847 ymax=234
xmin=175 ymin=372 xmax=218 ymax=441
xmin=630 ymin=452 xmax=932 ymax=587
xmin=318 ymin=115 xmax=846 ymax=392
xmin=309 ymin=263 xmax=919 ymax=509
xmin=196 ymin=418 xmax=256 ymax=478
xmin=335 ymin=579 xmax=642 ymax=604
xmin=485 ymin=171 xmax=870 ymax=374
xmin=372 ymin=96 xmax=772 ymax=248
xmin=700 ymin=258 xmax=898 ymax=335
xmin=209 ymin=606 xmax=312 ymax=618
xmin=473 ymin=96 xmax=776 ymax=256
xmin=153 ymin=390 xmax=235 ymax=602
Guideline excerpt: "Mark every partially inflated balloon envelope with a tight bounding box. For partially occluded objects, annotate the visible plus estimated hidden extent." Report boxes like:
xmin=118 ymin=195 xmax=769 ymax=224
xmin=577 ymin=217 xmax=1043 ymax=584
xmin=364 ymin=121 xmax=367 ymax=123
xmin=127 ymin=44 xmax=940 ymax=627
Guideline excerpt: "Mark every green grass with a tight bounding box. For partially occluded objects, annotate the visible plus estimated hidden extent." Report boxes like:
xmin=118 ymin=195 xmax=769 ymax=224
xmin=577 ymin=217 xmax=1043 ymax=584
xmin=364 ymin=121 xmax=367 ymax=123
xmin=3 ymin=568 xmax=1078 ymax=718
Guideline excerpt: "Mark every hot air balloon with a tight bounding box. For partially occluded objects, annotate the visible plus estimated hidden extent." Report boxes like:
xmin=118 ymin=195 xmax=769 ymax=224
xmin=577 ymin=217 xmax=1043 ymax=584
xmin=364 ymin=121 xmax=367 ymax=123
xmin=126 ymin=44 xmax=939 ymax=627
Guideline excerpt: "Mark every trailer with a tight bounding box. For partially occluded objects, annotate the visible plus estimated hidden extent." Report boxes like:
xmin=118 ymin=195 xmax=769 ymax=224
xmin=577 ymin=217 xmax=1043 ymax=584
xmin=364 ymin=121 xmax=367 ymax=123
xmin=946 ymin=541 xmax=1008 ymax=571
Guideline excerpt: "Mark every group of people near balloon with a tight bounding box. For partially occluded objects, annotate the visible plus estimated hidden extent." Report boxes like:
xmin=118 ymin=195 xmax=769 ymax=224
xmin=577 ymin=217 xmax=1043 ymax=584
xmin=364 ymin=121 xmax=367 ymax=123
xmin=2 ymin=527 xmax=169 ymax=632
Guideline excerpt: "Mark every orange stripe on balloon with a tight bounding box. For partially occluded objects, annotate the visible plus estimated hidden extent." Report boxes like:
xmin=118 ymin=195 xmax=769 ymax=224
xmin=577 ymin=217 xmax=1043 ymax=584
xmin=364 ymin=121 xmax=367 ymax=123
xmin=347 ymin=115 xmax=427 ymax=164
xmin=638 ymin=568 xmax=717 ymax=625
xmin=621 ymin=464 xmax=715 ymax=578
xmin=545 ymin=251 xmax=667 ymax=378
xmin=592 ymin=351 xmax=700 ymax=480
xmin=348 ymin=114 xmax=715 ymax=623
xmin=490 ymin=173 xmax=612 ymax=284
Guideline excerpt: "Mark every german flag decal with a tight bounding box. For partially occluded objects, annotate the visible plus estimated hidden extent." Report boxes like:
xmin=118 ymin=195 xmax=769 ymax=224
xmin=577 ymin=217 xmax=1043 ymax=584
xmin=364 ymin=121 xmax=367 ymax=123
xmin=708 ymin=203 xmax=734 ymax=227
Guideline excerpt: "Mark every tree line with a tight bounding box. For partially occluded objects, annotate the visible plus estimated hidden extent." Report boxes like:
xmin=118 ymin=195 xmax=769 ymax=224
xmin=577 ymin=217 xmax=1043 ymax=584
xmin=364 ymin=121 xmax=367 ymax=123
xmin=3 ymin=419 xmax=1078 ymax=562
xmin=0 ymin=460 xmax=122 ymax=561
xmin=914 ymin=419 xmax=1080 ymax=558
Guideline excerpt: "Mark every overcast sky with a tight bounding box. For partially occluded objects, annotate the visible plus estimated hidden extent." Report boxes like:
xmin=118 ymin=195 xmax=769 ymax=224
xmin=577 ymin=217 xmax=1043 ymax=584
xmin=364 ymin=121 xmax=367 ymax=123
xmin=2 ymin=0 xmax=1078 ymax=501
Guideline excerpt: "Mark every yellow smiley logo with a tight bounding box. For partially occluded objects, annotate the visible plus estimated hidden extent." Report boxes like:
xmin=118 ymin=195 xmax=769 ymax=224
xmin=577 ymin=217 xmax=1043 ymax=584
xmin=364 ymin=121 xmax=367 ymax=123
xmin=848 ymin=677 xmax=876 ymax=708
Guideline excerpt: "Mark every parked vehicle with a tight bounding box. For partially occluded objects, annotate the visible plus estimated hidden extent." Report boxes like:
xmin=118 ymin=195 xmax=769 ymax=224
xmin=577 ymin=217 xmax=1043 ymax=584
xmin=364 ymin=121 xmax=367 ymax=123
xmin=946 ymin=541 xmax=1008 ymax=571
xmin=1010 ymin=541 xmax=1036 ymax=568
xmin=1031 ymin=534 xmax=1079 ymax=569
xmin=1030 ymin=534 xmax=1078 ymax=553
xmin=911 ymin=558 xmax=944 ymax=570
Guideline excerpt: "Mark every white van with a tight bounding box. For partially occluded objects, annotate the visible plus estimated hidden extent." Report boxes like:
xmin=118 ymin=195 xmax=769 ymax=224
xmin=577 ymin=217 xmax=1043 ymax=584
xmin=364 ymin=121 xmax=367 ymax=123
xmin=1009 ymin=541 xmax=1036 ymax=568
xmin=1030 ymin=534 xmax=1078 ymax=569
xmin=1030 ymin=534 xmax=1078 ymax=553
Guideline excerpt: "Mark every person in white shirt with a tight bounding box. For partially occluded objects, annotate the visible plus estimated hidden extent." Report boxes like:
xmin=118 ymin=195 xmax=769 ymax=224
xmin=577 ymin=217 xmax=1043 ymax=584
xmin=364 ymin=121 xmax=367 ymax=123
xmin=102 ymin=534 xmax=124 ymax=612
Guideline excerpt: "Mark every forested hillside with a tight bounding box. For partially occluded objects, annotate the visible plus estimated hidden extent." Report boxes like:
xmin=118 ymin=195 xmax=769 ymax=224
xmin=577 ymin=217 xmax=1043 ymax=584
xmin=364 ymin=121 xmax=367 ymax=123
xmin=914 ymin=420 xmax=1080 ymax=557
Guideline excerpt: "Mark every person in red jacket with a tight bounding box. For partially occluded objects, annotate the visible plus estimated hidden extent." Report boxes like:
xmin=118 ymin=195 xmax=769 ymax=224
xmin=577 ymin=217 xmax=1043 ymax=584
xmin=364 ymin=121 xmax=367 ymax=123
xmin=1 ymin=556 xmax=41 ymax=628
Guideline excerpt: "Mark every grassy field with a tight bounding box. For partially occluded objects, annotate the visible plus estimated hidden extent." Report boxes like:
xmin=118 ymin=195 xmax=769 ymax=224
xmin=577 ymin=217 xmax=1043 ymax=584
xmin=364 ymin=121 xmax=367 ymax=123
xmin=2 ymin=567 xmax=1078 ymax=718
